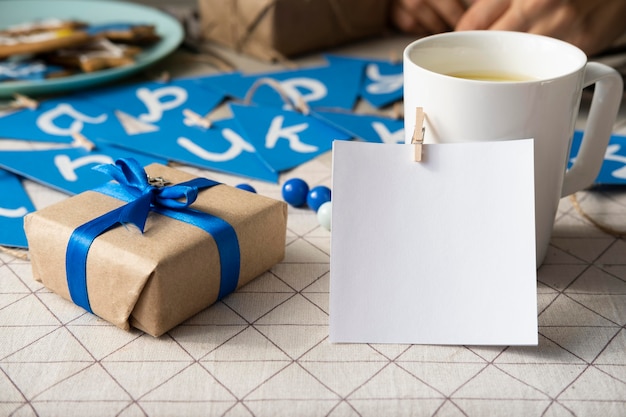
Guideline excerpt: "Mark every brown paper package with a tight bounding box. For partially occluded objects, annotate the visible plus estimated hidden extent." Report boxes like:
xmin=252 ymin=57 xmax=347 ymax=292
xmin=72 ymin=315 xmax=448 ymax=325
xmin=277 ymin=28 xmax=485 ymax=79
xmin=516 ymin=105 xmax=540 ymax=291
xmin=198 ymin=0 xmax=391 ymax=61
xmin=24 ymin=164 xmax=288 ymax=337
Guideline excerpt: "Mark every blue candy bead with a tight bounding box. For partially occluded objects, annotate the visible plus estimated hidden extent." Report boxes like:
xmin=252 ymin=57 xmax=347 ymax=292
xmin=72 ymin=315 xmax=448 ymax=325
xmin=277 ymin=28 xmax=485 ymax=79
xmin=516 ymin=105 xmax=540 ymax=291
xmin=282 ymin=178 xmax=309 ymax=207
xmin=235 ymin=183 xmax=257 ymax=193
xmin=307 ymin=185 xmax=331 ymax=212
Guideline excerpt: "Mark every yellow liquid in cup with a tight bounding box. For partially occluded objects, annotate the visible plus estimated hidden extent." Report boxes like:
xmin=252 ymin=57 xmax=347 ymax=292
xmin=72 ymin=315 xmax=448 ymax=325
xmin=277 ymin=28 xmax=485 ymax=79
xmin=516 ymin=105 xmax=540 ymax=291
xmin=446 ymin=71 xmax=536 ymax=82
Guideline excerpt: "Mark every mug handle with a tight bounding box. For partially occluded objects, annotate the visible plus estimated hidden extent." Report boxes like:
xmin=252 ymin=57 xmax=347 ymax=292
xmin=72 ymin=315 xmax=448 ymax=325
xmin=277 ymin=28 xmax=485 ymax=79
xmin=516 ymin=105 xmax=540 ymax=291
xmin=561 ymin=62 xmax=623 ymax=197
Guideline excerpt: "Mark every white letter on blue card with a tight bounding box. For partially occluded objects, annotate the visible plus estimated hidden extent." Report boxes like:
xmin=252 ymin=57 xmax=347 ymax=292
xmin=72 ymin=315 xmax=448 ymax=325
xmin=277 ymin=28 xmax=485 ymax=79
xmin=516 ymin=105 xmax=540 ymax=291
xmin=366 ymin=64 xmax=403 ymax=94
xmin=265 ymin=115 xmax=317 ymax=152
xmin=136 ymin=86 xmax=187 ymax=123
xmin=37 ymin=104 xmax=108 ymax=136
xmin=177 ymin=128 xmax=255 ymax=162
xmin=372 ymin=121 xmax=404 ymax=144
xmin=0 ymin=206 xmax=28 ymax=218
xmin=280 ymin=78 xmax=327 ymax=106
xmin=54 ymin=154 xmax=113 ymax=181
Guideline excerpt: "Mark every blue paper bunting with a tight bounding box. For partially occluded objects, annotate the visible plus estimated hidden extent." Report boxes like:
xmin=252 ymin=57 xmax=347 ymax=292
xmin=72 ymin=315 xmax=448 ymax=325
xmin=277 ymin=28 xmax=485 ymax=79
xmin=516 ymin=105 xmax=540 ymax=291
xmin=0 ymin=145 xmax=166 ymax=195
xmin=95 ymin=117 xmax=279 ymax=182
xmin=196 ymin=56 xmax=365 ymax=111
xmin=570 ymin=130 xmax=626 ymax=185
xmin=230 ymin=103 xmax=352 ymax=172
xmin=0 ymin=96 xmax=126 ymax=144
xmin=193 ymin=71 xmax=244 ymax=99
xmin=78 ymin=78 xmax=225 ymax=134
xmin=312 ymin=110 xmax=404 ymax=144
xmin=0 ymin=169 xmax=36 ymax=248
xmin=4 ymin=53 xmax=626 ymax=253
xmin=358 ymin=58 xmax=403 ymax=108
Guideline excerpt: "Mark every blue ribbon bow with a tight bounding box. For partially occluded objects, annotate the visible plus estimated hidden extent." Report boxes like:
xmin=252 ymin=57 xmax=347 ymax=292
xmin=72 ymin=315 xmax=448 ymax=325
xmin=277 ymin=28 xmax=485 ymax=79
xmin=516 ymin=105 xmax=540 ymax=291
xmin=65 ymin=158 xmax=241 ymax=314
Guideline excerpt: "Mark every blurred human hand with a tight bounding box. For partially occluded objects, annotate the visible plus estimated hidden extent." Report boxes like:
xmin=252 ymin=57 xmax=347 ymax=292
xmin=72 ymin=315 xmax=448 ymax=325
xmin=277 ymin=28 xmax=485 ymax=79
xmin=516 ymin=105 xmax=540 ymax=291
xmin=390 ymin=0 xmax=468 ymax=35
xmin=456 ymin=0 xmax=626 ymax=56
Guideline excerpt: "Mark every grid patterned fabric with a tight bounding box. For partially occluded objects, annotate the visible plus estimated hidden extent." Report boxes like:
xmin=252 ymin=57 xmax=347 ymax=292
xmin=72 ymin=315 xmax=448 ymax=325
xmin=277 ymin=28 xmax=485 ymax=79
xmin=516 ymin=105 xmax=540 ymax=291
xmin=2 ymin=32 xmax=626 ymax=414
xmin=2 ymin=151 xmax=626 ymax=417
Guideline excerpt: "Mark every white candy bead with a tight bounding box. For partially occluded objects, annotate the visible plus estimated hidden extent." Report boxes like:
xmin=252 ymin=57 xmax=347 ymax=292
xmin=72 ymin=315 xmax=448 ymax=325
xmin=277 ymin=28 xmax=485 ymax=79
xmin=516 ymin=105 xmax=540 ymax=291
xmin=317 ymin=201 xmax=332 ymax=231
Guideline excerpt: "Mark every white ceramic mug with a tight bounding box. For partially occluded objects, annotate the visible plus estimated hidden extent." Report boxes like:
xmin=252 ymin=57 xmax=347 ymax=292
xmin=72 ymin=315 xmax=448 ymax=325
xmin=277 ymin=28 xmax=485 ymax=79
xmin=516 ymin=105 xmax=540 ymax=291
xmin=403 ymin=30 xmax=623 ymax=265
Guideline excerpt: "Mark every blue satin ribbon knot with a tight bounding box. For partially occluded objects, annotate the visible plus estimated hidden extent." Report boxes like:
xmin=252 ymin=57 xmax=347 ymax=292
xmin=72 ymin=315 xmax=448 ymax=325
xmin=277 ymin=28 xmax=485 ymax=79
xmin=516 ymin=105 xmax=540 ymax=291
xmin=65 ymin=158 xmax=241 ymax=314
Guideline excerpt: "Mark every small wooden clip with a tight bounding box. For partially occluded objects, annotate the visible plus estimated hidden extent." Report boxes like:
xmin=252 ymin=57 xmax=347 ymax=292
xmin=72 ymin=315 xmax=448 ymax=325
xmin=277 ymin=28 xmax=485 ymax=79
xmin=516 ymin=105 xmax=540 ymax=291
xmin=183 ymin=108 xmax=212 ymax=129
xmin=13 ymin=94 xmax=39 ymax=110
xmin=71 ymin=131 xmax=96 ymax=151
xmin=411 ymin=107 xmax=425 ymax=162
xmin=0 ymin=94 xmax=39 ymax=112
xmin=155 ymin=71 xmax=171 ymax=83
xmin=388 ymin=49 xmax=401 ymax=64
xmin=390 ymin=101 xmax=403 ymax=120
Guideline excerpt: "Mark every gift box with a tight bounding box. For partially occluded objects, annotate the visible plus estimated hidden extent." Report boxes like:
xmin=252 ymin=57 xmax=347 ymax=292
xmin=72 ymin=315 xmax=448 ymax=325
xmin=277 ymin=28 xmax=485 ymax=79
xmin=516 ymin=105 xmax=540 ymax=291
xmin=24 ymin=160 xmax=288 ymax=337
xmin=198 ymin=0 xmax=391 ymax=61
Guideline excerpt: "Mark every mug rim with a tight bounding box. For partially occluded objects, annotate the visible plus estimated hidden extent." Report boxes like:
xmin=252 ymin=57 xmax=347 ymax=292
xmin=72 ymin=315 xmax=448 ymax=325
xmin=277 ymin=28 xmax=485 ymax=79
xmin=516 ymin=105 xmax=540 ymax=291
xmin=403 ymin=30 xmax=588 ymax=84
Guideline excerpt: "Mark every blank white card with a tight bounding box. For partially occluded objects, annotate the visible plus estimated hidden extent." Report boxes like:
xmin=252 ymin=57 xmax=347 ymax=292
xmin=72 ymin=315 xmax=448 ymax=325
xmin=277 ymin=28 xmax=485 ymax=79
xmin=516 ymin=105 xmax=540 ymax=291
xmin=329 ymin=140 xmax=538 ymax=345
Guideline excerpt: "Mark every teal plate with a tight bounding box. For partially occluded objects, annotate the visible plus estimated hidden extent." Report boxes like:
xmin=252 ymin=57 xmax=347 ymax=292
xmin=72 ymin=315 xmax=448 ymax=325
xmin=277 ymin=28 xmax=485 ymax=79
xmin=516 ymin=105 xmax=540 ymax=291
xmin=0 ymin=0 xmax=184 ymax=98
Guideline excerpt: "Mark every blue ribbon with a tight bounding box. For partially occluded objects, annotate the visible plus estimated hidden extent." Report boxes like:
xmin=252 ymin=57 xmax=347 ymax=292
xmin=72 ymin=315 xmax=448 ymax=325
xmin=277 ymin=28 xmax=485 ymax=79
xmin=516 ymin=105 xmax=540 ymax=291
xmin=65 ymin=158 xmax=241 ymax=314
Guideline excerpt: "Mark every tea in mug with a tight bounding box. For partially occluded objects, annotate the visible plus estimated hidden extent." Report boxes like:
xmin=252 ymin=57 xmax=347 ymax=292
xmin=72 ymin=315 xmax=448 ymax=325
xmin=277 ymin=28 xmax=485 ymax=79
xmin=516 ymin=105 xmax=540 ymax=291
xmin=445 ymin=71 xmax=536 ymax=82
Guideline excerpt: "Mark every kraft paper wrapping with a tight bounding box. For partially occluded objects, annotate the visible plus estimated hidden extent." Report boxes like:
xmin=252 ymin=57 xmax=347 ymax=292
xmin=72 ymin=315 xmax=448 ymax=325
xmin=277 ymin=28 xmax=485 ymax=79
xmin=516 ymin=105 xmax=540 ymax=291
xmin=198 ymin=0 xmax=391 ymax=61
xmin=24 ymin=164 xmax=288 ymax=337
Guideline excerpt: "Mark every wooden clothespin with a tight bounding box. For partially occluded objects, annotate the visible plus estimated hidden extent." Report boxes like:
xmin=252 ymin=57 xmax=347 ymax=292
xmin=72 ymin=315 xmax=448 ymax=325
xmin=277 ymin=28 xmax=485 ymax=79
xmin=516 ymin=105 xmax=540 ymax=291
xmin=411 ymin=107 xmax=425 ymax=162
xmin=390 ymin=101 xmax=403 ymax=120
xmin=155 ymin=70 xmax=171 ymax=83
xmin=388 ymin=49 xmax=401 ymax=64
xmin=71 ymin=131 xmax=96 ymax=151
xmin=183 ymin=108 xmax=212 ymax=129
xmin=0 ymin=93 xmax=39 ymax=112
xmin=12 ymin=93 xmax=39 ymax=110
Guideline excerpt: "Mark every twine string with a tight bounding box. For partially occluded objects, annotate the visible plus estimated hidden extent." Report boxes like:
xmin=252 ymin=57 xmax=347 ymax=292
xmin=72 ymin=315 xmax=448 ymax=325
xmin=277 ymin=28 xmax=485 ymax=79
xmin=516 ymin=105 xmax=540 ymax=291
xmin=569 ymin=193 xmax=626 ymax=237
xmin=243 ymin=76 xmax=310 ymax=115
